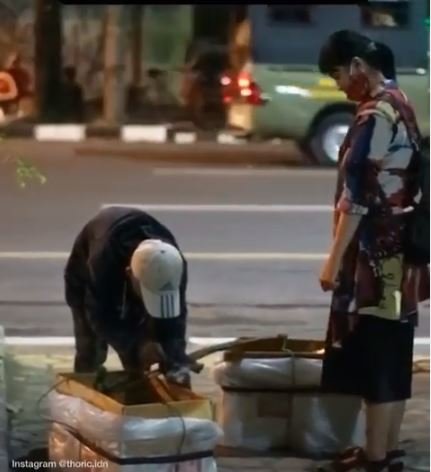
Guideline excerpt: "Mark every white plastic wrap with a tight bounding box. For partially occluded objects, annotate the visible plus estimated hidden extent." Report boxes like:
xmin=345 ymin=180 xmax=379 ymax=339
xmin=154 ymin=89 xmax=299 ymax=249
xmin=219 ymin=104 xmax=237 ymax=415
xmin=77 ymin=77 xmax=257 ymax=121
xmin=49 ymin=423 xmax=218 ymax=472
xmin=213 ymin=357 xmax=322 ymax=389
xmin=48 ymin=391 xmax=221 ymax=471
xmin=213 ymin=359 xmax=365 ymax=456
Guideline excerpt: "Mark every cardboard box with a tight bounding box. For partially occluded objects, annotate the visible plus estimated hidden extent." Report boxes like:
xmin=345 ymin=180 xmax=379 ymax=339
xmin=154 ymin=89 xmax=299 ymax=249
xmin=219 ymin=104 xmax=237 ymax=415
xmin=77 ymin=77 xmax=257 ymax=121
xmin=55 ymin=371 xmax=215 ymax=420
xmin=223 ymin=336 xmax=325 ymax=362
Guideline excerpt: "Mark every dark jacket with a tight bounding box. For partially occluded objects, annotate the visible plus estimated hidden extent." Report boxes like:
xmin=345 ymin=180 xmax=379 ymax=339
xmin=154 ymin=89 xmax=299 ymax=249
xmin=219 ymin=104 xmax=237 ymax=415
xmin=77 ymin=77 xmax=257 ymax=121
xmin=64 ymin=207 xmax=188 ymax=365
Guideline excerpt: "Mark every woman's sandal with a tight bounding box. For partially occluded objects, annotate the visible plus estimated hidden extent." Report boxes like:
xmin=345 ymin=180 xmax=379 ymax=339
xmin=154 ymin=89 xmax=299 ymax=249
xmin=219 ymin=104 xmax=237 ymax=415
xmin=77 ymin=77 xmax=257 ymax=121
xmin=316 ymin=459 xmax=389 ymax=472
xmin=316 ymin=448 xmax=367 ymax=472
xmin=336 ymin=447 xmax=365 ymax=461
xmin=386 ymin=450 xmax=406 ymax=472
xmin=316 ymin=448 xmax=404 ymax=472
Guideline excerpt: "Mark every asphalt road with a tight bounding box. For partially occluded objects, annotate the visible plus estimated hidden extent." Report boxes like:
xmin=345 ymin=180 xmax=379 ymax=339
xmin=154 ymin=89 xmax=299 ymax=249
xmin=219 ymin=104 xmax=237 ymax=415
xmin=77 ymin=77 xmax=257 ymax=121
xmin=0 ymin=141 xmax=428 ymax=353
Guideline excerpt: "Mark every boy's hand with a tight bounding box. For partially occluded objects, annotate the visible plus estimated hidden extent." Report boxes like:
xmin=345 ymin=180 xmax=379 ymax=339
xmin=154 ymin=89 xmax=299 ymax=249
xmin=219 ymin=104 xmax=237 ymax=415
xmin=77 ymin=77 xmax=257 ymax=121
xmin=139 ymin=341 xmax=167 ymax=372
xmin=165 ymin=366 xmax=192 ymax=388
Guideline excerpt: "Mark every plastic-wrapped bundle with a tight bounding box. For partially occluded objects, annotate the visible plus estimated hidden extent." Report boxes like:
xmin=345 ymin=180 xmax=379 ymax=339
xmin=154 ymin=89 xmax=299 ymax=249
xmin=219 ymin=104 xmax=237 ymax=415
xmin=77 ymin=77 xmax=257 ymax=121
xmin=48 ymin=391 xmax=221 ymax=472
xmin=213 ymin=357 xmax=323 ymax=389
xmin=213 ymin=358 xmax=365 ymax=457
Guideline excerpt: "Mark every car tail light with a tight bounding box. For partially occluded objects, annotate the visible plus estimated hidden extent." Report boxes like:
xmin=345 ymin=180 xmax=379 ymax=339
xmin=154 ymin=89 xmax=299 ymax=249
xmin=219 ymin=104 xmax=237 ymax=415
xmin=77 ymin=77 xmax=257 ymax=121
xmin=237 ymin=75 xmax=251 ymax=88
xmin=221 ymin=71 xmax=265 ymax=106
xmin=246 ymin=81 xmax=264 ymax=106
xmin=220 ymin=75 xmax=232 ymax=86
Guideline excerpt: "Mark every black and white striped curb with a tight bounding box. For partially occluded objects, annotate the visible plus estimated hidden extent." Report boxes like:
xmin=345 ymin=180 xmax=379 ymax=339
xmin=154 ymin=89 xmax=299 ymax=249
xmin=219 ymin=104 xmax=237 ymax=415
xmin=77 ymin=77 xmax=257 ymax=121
xmin=0 ymin=123 xmax=258 ymax=144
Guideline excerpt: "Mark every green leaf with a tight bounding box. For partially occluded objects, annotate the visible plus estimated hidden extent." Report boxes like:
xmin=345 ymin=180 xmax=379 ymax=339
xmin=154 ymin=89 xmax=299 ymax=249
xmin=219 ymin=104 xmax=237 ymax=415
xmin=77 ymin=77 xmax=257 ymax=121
xmin=1 ymin=135 xmax=47 ymax=187
xmin=14 ymin=158 xmax=47 ymax=188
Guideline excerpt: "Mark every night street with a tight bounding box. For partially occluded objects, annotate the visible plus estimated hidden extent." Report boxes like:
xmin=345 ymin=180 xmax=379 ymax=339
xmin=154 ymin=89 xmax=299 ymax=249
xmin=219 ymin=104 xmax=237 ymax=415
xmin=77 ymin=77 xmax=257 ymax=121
xmin=0 ymin=140 xmax=428 ymax=352
xmin=0 ymin=3 xmax=429 ymax=470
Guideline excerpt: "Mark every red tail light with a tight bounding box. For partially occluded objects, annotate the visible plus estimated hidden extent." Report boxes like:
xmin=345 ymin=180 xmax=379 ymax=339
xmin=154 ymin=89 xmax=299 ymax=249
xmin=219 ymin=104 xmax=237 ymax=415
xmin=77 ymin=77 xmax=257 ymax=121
xmin=221 ymin=71 xmax=264 ymax=106
xmin=237 ymin=73 xmax=251 ymax=89
xmin=246 ymin=82 xmax=264 ymax=105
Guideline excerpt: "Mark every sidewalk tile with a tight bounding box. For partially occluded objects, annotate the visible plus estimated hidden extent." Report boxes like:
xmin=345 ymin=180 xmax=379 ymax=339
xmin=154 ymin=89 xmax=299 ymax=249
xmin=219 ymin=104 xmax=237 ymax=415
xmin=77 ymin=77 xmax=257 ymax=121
xmin=3 ymin=347 xmax=429 ymax=471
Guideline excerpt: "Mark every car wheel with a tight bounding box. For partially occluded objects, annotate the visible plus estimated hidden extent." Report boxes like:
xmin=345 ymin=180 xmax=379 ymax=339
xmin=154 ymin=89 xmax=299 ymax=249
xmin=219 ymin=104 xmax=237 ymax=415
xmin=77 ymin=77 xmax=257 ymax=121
xmin=308 ymin=112 xmax=354 ymax=166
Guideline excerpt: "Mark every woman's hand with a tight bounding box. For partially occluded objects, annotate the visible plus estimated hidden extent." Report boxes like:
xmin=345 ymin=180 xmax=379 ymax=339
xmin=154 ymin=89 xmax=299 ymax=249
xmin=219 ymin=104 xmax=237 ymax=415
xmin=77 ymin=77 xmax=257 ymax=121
xmin=320 ymin=212 xmax=362 ymax=292
xmin=319 ymin=255 xmax=341 ymax=292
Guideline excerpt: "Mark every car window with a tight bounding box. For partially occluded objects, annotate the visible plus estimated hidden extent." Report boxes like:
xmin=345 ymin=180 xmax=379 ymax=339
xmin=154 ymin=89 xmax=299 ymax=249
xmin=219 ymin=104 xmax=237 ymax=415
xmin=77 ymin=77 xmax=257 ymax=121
xmin=267 ymin=5 xmax=312 ymax=25
xmin=361 ymin=1 xmax=409 ymax=29
xmin=250 ymin=4 xmax=427 ymax=69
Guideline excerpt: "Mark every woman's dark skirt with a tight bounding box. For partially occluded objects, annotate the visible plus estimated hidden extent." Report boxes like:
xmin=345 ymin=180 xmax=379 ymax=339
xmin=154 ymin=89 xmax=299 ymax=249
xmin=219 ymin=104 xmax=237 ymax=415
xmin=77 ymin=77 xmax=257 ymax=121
xmin=321 ymin=314 xmax=415 ymax=403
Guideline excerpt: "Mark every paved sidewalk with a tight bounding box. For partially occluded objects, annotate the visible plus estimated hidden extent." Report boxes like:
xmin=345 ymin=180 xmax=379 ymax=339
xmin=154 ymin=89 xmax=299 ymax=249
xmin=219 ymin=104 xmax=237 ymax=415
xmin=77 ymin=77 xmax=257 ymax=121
xmin=1 ymin=342 xmax=429 ymax=472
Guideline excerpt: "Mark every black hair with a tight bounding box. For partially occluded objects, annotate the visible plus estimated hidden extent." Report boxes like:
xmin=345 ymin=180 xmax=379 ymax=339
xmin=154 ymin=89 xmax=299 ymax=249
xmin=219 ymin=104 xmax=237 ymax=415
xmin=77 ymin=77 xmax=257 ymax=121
xmin=319 ymin=29 xmax=396 ymax=80
xmin=374 ymin=41 xmax=396 ymax=80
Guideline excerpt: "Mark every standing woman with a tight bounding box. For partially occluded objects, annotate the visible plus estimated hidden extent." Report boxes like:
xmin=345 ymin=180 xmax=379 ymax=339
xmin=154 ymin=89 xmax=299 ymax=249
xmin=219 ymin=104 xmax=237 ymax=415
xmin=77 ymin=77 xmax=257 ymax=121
xmin=317 ymin=30 xmax=429 ymax=472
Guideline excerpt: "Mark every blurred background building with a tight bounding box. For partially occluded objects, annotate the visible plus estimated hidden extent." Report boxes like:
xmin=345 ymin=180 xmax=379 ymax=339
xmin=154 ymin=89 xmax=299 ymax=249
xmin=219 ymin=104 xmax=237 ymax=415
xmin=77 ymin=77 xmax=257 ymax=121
xmin=0 ymin=3 xmax=247 ymax=126
xmin=0 ymin=2 xmax=428 ymax=165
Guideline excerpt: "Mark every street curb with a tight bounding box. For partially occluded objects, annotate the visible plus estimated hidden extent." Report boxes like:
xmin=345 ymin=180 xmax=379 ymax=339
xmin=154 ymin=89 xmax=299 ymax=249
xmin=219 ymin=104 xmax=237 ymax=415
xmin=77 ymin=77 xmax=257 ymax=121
xmin=0 ymin=122 xmax=253 ymax=144
xmin=0 ymin=326 xmax=9 ymax=472
xmin=0 ymin=122 xmax=307 ymax=166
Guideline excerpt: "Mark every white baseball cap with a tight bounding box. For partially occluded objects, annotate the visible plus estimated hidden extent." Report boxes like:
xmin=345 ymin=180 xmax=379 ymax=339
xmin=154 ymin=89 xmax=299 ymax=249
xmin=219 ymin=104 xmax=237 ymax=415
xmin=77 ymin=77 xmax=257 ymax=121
xmin=130 ymin=239 xmax=184 ymax=319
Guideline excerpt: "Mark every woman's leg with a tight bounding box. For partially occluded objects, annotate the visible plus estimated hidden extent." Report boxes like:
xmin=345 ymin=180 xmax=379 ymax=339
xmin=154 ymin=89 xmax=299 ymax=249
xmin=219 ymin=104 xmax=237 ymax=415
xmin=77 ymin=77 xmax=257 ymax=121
xmin=366 ymin=401 xmax=406 ymax=461
xmin=387 ymin=401 xmax=406 ymax=451
xmin=361 ymin=318 xmax=414 ymax=468
xmin=365 ymin=401 xmax=392 ymax=461
xmin=387 ymin=320 xmax=414 ymax=463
